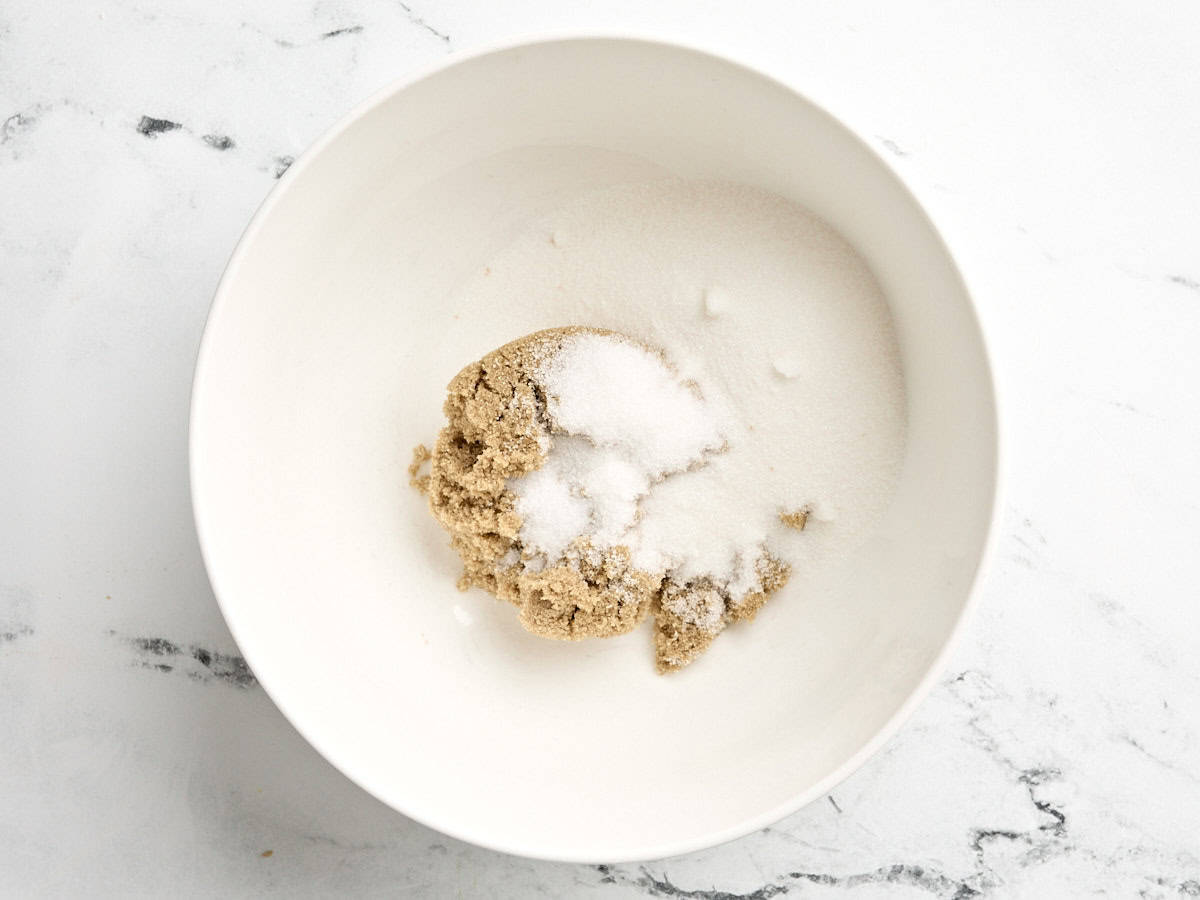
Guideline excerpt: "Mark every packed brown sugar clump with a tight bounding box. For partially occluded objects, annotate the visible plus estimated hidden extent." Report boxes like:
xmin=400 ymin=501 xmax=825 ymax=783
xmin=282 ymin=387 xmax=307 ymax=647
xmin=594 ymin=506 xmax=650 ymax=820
xmin=415 ymin=327 xmax=791 ymax=672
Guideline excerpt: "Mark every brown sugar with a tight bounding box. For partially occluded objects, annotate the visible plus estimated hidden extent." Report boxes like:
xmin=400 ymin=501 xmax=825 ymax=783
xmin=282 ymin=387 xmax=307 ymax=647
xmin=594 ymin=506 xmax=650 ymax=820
xmin=780 ymin=507 xmax=810 ymax=531
xmin=408 ymin=444 xmax=432 ymax=493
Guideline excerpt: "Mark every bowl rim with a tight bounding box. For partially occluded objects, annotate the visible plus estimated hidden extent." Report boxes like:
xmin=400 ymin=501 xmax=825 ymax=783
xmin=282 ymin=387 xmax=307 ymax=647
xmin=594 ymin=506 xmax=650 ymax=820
xmin=189 ymin=31 xmax=1005 ymax=864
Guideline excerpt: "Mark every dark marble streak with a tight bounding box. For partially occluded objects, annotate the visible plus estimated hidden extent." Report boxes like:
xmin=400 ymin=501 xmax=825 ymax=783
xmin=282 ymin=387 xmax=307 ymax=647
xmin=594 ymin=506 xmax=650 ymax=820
xmin=137 ymin=115 xmax=182 ymax=137
xmin=202 ymin=133 xmax=236 ymax=151
xmin=969 ymin=829 xmax=1023 ymax=859
xmin=246 ymin=21 xmax=362 ymax=48
xmin=2 ymin=108 xmax=41 ymax=144
xmin=594 ymin=864 xmax=982 ymax=899
xmin=398 ymin=2 xmax=450 ymax=44
xmin=272 ymin=155 xmax=294 ymax=178
xmin=1120 ymin=734 xmax=1200 ymax=786
xmin=946 ymin=673 xmax=1074 ymax=845
xmin=113 ymin=632 xmax=256 ymax=688
xmin=1018 ymin=767 xmax=1067 ymax=837
xmin=878 ymin=136 xmax=910 ymax=158
xmin=0 ymin=625 xmax=33 ymax=643
xmin=135 ymin=115 xmax=239 ymax=154
xmin=1168 ymin=274 xmax=1199 ymax=291
xmin=792 ymin=867 xmax=980 ymax=899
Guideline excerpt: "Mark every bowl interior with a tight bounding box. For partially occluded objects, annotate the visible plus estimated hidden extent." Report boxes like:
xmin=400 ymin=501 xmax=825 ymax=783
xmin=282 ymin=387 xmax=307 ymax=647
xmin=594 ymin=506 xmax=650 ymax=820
xmin=191 ymin=38 xmax=997 ymax=861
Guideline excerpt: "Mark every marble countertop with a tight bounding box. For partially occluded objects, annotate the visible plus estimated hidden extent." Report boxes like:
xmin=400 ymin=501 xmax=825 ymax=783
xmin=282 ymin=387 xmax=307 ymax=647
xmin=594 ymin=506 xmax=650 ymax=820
xmin=3 ymin=1 xmax=1198 ymax=896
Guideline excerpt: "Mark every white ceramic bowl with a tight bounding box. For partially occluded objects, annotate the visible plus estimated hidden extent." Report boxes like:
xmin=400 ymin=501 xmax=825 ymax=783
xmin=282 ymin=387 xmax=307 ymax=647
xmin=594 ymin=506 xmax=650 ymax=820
xmin=190 ymin=36 xmax=999 ymax=862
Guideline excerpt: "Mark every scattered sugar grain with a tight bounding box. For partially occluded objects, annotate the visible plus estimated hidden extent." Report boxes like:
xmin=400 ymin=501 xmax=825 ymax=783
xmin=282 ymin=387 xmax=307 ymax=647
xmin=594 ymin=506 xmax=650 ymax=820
xmin=702 ymin=285 xmax=730 ymax=317
xmin=772 ymin=354 xmax=803 ymax=379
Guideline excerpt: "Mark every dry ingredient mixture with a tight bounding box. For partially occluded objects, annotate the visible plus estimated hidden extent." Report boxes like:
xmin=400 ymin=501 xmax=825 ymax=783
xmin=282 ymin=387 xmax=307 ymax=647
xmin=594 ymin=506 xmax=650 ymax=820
xmin=413 ymin=327 xmax=799 ymax=671
xmin=411 ymin=179 xmax=907 ymax=673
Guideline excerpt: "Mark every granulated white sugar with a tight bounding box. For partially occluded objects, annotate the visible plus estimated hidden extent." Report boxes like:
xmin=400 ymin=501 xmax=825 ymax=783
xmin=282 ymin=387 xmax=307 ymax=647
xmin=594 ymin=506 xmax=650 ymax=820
xmin=511 ymin=456 xmax=592 ymax=561
xmin=702 ymin=286 xmax=730 ymax=318
xmin=511 ymin=333 xmax=744 ymax=589
xmin=536 ymin=333 xmax=723 ymax=477
xmin=662 ymin=584 xmax=725 ymax=634
xmin=772 ymin=355 xmax=803 ymax=379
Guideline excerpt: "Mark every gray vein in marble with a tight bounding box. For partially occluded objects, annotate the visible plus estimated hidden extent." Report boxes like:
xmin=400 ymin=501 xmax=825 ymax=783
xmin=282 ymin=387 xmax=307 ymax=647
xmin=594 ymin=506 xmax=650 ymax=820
xmin=137 ymin=115 xmax=232 ymax=152
xmin=1091 ymin=592 xmax=1180 ymax=671
xmin=1004 ymin=513 xmax=1049 ymax=569
xmin=1119 ymin=734 xmax=1200 ymax=786
xmin=2 ymin=100 xmax=102 ymax=158
xmin=1105 ymin=398 xmax=1149 ymax=415
xmin=634 ymin=866 xmax=791 ymax=899
xmin=1062 ymin=387 xmax=1164 ymax=422
xmin=599 ymin=863 xmax=983 ymax=899
xmin=942 ymin=672 xmax=1075 ymax=871
xmin=136 ymin=115 xmax=182 ymax=137
xmin=239 ymin=20 xmax=364 ymax=50
xmin=1019 ymin=517 xmax=1047 ymax=545
xmin=398 ymin=2 xmax=451 ymax=44
xmin=877 ymin=136 xmax=910 ymax=157
xmin=127 ymin=110 xmax=302 ymax=174
xmin=300 ymin=832 xmax=392 ymax=853
xmin=1114 ymin=264 xmax=1200 ymax=294
xmin=1017 ymin=767 xmax=1067 ymax=837
xmin=2 ymin=104 xmax=47 ymax=144
xmin=0 ymin=624 xmax=33 ymax=643
xmin=111 ymin=632 xmax=257 ymax=688
xmin=969 ymin=828 xmax=1024 ymax=861
xmin=931 ymin=661 xmax=1197 ymax=892
xmin=1014 ymin=223 xmax=1061 ymax=262
xmin=202 ymin=133 xmax=236 ymax=151
xmin=322 ymin=25 xmax=364 ymax=39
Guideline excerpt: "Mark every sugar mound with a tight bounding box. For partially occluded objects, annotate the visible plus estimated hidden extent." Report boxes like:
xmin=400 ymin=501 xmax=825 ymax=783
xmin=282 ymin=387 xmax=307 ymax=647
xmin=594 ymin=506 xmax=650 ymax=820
xmin=536 ymin=334 xmax=723 ymax=476
xmin=510 ymin=332 xmax=772 ymax=604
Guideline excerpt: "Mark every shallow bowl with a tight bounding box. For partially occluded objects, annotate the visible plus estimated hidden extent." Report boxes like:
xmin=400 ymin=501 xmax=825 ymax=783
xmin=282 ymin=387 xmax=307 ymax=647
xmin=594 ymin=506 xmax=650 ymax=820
xmin=190 ymin=36 xmax=1000 ymax=862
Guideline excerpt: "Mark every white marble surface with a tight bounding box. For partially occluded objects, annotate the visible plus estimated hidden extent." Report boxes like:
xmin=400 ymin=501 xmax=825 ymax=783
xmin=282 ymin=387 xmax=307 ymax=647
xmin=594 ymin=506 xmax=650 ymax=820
xmin=2 ymin=1 xmax=1199 ymax=896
